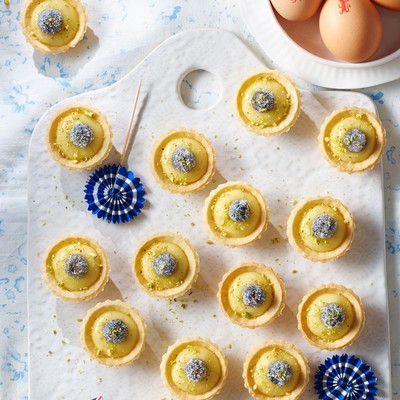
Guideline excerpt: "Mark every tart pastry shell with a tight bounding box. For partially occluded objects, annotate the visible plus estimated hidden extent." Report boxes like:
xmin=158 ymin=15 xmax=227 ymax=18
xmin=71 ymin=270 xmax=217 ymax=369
xmin=204 ymin=181 xmax=269 ymax=247
xmin=287 ymin=196 xmax=355 ymax=262
xmin=297 ymin=283 xmax=365 ymax=350
xmin=21 ymin=0 xmax=88 ymax=54
xmin=319 ymin=107 xmax=386 ymax=174
xmin=243 ymin=340 xmax=309 ymax=400
xmin=132 ymin=232 xmax=200 ymax=299
xmin=218 ymin=262 xmax=285 ymax=328
xmin=160 ymin=336 xmax=228 ymax=400
xmin=47 ymin=105 xmax=113 ymax=170
xmin=42 ymin=235 xmax=110 ymax=302
xmin=236 ymin=70 xmax=301 ymax=136
xmin=151 ymin=129 xmax=216 ymax=194
xmin=81 ymin=299 xmax=147 ymax=367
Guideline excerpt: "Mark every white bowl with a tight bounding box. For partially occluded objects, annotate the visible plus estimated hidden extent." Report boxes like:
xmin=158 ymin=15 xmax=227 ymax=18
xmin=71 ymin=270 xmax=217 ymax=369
xmin=239 ymin=0 xmax=400 ymax=88
xmin=268 ymin=1 xmax=400 ymax=69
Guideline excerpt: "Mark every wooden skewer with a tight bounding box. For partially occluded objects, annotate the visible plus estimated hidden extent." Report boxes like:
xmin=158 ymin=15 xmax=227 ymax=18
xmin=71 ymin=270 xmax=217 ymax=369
xmin=119 ymin=79 xmax=142 ymax=166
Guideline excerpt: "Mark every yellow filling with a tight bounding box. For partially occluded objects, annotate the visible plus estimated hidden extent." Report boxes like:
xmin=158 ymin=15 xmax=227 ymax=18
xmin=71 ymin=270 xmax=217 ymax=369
xmin=240 ymin=78 xmax=290 ymax=128
xmin=51 ymin=242 xmax=102 ymax=291
xmin=53 ymin=110 xmax=104 ymax=162
xmin=171 ymin=345 xmax=221 ymax=395
xmin=160 ymin=137 xmax=209 ymax=185
xmin=29 ymin=0 xmax=80 ymax=47
xmin=299 ymin=205 xmax=347 ymax=252
xmin=211 ymin=189 xmax=261 ymax=238
xmin=326 ymin=115 xmax=376 ymax=163
xmin=91 ymin=310 xmax=138 ymax=358
xmin=252 ymin=348 xmax=301 ymax=396
xmin=228 ymin=272 xmax=273 ymax=318
xmin=306 ymin=293 xmax=354 ymax=342
xmin=139 ymin=241 xmax=189 ymax=291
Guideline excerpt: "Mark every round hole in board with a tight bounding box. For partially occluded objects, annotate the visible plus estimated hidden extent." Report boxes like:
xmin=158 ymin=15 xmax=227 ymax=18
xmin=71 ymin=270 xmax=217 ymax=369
xmin=180 ymin=69 xmax=221 ymax=110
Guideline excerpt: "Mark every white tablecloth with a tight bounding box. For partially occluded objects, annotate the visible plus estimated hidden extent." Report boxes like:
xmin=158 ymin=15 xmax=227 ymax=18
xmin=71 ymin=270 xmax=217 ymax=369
xmin=0 ymin=1 xmax=399 ymax=399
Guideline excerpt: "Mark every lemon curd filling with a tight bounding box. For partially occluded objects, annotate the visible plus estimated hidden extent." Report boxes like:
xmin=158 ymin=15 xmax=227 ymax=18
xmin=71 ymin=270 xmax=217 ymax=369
xmin=171 ymin=345 xmax=222 ymax=395
xmin=90 ymin=310 xmax=138 ymax=358
xmin=52 ymin=109 xmax=104 ymax=162
xmin=228 ymin=272 xmax=273 ymax=319
xmin=160 ymin=137 xmax=209 ymax=185
xmin=299 ymin=204 xmax=347 ymax=252
xmin=306 ymin=293 xmax=354 ymax=342
xmin=325 ymin=115 xmax=377 ymax=163
xmin=139 ymin=241 xmax=189 ymax=291
xmin=251 ymin=348 xmax=301 ymax=396
xmin=50 ymin=242 xmax=102 ymax=291
xmin=211 ymin=189 xmax=262 ymax=238
xmin=239 ymin=77 xmax=290 ymax=128
xmin=29 ymin=0 xmax=80 ymax=46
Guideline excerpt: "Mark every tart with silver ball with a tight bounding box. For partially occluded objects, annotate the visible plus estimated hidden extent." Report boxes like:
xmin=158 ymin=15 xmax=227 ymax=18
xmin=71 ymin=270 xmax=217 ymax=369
xmin=236 ymin=70 xmax=300 ymax=136
xmin=47 ymin=105 xmax=113 ymax=170
xmin=81 ymin=300 xmax=147 ymax=367
xmin=21 ymin=0 xmax=87 ymax=54
xmin=132 ymin=232 xmax=200 ymax=299
xmin=218 ymin=262 xmax=285 ymax=329
xmin=297 ymin=284 xmax=365 ymax=350
xmin=151 ymin=129 xmax=216 ymax=194
xmin=243 ymin=340 xmax=309 ymax=400
xmin=319 ymin=107 xmax=386 ymax=173
xmin=42 ymin=235 xmax=110 ymax=301
xmin=287 ymin=196 xmax=355 ymax=262
xmin=161 ymin=337 xmax=228 ymax=400
xmin=204 ymin=181 xmax=269 ymax=247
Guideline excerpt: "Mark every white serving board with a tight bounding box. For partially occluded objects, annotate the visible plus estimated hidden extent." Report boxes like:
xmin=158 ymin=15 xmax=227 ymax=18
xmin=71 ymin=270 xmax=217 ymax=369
xmin=28 ymin=29 xmax=390 ymax=399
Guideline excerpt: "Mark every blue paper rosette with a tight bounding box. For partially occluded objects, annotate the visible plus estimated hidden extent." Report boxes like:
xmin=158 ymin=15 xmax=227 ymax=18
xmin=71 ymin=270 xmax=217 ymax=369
xmin=84 ymin=164 xmax=146 ymax=224
xmin=315 ymin=354 xmax=378 ymax=400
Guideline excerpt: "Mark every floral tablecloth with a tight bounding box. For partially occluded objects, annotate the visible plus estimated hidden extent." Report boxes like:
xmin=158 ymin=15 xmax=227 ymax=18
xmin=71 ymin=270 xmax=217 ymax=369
xmin=0 ymin=1 xmax=399 ymax=399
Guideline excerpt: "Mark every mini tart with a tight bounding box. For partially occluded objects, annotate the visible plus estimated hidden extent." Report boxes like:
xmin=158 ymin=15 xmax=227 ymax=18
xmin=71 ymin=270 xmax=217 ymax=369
xmin=81 ymin=300 xmax=147 ymax=367
xmin=236 ymin=71 xmax=301 ymax=136
xmin=319 ymin=107 xmax=386 ymax=173
xmin=47 ymin=105 xmax=113 ymax=170
xmin=21 ymin=0 xmax=87 ymax=54
xmin=132 ymin=232 xmax=200 ymax=299
xmin=161 ymin=337 xmax=228 ymax=400
xmin=218 ymin=262 xmax=285 ymax=328
xmin=297 ymin=284 xmax=365 ymax=350
xmin=243 ymin=340 xmax=309 ymax=400
xmin=151 ymin=129 xmax=216 ymax=194
xmin=287 ymin=196 xmax=355 ymax=262
xmin=43 ymin=235 xmax=110 ymax=301
xmin=204 ymin=181 xmax=269 ymax=247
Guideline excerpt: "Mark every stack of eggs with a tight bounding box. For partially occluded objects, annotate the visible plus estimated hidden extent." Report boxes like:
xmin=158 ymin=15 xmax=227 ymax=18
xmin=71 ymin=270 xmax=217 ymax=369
xmin=270 ymin=0 xmax=400 ymax=63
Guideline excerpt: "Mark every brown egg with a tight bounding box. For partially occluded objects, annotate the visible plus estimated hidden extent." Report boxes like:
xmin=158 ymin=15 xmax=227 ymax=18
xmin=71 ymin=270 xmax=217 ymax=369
xmin=319 ymin=0 xmax=383 ymax=62
xmin=372 ymin=0 xmax=400 ymax=11
xmin=270 ymin=0 xmax=324 ymax=21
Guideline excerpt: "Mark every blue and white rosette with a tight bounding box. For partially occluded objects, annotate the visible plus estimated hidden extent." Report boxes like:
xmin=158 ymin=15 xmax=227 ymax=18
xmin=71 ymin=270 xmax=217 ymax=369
xmin=315 ymin=354 xmax=378 ymax=400
xmin=84 ymin=164 xmax=146 ymax=224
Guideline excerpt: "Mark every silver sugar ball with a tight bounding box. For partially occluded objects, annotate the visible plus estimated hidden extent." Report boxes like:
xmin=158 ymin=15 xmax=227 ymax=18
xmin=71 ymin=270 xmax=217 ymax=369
xmin=242 ymin=284 xmax=266 ymax=308
xmin=343 ymin=128 xmax=367 ymax=153
xmin=69 ymin=123 xmax=94 ymax=148
xmin=312 ymin=214 xmax=337 ymax=239
xmin=184 ymin=358 xmax=208 ymax=382
xmin=171 ymin=147 xmax=196 ymax=173
xmin=64 ymin=254 xmax=88 ymax=278
xmin=229 ymin=199 xmax=250 ymax=223
xmin=320 ymin=302 xmax=346 ymax=328
xmin=38 ymin=9 xmax=63 ymax=35
xmin=267 ymin=360 xmax=292 ymax=387
xmin=153 ymin=253 xmax=177 ymax=276
xmin=251 ymin=89 xmax=276 ymax=113
xmin=102 ymin=319 xmax=128 ymax=344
